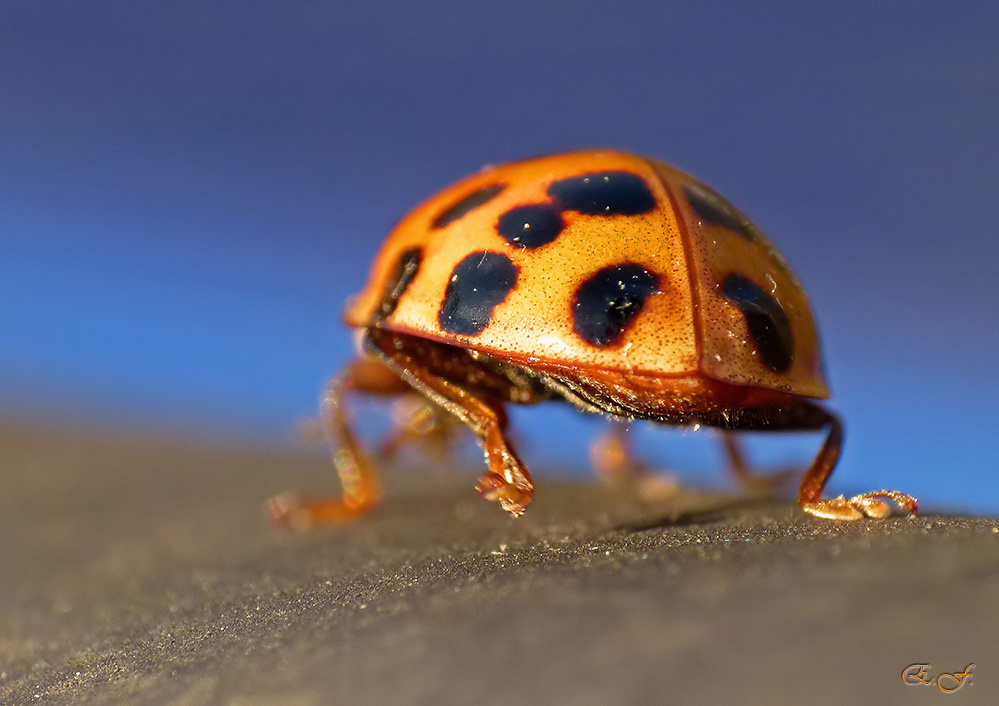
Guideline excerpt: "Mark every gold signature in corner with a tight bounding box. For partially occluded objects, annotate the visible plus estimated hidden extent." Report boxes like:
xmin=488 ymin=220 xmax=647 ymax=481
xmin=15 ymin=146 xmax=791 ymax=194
xmin=902 ymin=663 xmax=974 ymax=693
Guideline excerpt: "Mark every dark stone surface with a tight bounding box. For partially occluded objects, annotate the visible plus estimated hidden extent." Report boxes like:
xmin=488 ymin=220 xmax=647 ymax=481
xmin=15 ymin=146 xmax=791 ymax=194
xmin=0 ymin=425 xmax=995 ymax=705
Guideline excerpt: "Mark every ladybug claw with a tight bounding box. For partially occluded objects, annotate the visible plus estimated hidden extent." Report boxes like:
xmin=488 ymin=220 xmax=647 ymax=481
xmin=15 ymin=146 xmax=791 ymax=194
xmin=267 ymin=492 xmax=314 ymax=530
xmin=854 ymin=489 xmax=918 ymax=516
xmin=267 ymin=491 xmax=378 ymax=530
xmin=853 ymin=497 xmax=891 ymax=519
xmin=476 ymin=472 xmax=533 ymax=517
xmin=801 ymin=490 xmax=918 ymax=521
xmin=632 ymin=473 xmax=681 ymax=502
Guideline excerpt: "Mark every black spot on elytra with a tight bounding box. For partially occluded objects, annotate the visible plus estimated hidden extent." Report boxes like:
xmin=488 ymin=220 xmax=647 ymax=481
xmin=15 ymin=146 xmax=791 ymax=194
xmin=431 ymin=184 xmax=506 ymax=229
xmin=496 ymin=204 xmax=565 ymax=248
xmin=439 ymin=252 xmax=518 ymax=336
xmin=721 ymin=274 xmax=794 ymax=372
xmin=375 ymin=248 xmax=421 ymax=322
xmin=684 ymin=182 xmax=758 ymax=242
xmin=548 ymin=171 xmax=656 ymax=216
xmin=573 ymin=264 xmax=661 ymax=347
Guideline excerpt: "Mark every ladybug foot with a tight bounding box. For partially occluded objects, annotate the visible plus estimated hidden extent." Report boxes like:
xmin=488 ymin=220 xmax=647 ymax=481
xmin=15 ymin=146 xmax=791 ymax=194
xmin=267 ymin=492 xmax=377 ymax=530
xmin=631 ymin=473 xmax=681 ymax=502
xmin=476 ymin=472 xmax=534 ymax=517
xmin=801 ymin=490 xmax=918 ymax=521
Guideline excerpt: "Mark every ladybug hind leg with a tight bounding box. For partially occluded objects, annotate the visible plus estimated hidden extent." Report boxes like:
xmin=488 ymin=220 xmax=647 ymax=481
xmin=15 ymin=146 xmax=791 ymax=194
xmin=794 ymin=407 xmax=918 ymax=520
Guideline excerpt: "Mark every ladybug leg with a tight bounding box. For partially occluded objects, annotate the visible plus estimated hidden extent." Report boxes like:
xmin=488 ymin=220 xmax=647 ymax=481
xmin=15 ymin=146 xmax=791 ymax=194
xmin=367 ymin=337 xmax=534 ymax=518
xmin=409 ymin=381 xmax=532 ymax=517
xmin=591 ymin=423 xmax=646 ymax=483
xmin=268 ymin=357 xmax=407 ymax=529
xmin=719 ymin=432 xmax=796 ymax=493
xmin=470 ymin=403 xmax=534 ymax=518
xmin=797 ymin=411 xmax=918 ymax=520
xmin=377 ymin=396 xmax=460 ymax=462
xmin=590 ymin=424 xmax=678 ymax=499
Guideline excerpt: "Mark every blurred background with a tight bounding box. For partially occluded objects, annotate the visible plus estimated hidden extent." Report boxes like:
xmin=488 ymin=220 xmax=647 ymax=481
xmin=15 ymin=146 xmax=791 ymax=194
xmin=1 ymin=1 xmax=996 ymax=513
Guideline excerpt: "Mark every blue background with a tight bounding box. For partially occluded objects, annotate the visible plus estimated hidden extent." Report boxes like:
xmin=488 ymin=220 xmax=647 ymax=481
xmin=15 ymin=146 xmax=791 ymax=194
xmin=2 ymin=1 xmax=996 ymax=513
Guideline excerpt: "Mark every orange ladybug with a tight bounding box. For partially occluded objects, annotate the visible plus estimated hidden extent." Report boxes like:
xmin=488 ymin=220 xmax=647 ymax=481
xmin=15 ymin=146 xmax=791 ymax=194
xmin=270 ymin=150 xmax=917 ymax=527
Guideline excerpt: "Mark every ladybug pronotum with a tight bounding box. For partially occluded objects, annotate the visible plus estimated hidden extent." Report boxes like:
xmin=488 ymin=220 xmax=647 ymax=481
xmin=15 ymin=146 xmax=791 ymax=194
xmin=270 ymin=150 xmax=917 ymax=527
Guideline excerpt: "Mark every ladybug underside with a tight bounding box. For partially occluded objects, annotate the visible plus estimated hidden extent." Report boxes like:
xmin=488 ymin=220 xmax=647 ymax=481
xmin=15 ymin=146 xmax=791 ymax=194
xmin=269 ymin=150 xmax=918 ymax=527
xmin=366 ymin=325 xmax=823 ymax=432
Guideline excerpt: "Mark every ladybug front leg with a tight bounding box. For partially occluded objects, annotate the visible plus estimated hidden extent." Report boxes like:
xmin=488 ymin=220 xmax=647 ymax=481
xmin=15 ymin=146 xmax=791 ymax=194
xmin=269 ymin=358 xmax=408 ymax=529
xmin=797 ymin=410 xmax=918 ymax=520
xmin=367 ymin=335 xmax=534 ymax=518
xmin=470 ymin=404 xmax=534 ymax=518
xmin=404 ymin=378 xmax=533 ymax=517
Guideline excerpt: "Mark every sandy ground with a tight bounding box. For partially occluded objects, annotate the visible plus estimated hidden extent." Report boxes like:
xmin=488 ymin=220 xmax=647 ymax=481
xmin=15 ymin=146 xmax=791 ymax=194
xmin=0 ymin=424 xmax=996 ymax=705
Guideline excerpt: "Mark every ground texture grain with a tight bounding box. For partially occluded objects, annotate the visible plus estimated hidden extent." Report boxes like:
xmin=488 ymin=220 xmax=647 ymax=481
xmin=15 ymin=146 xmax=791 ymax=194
xmin=0 ymin=425 xmax=994 ymax=705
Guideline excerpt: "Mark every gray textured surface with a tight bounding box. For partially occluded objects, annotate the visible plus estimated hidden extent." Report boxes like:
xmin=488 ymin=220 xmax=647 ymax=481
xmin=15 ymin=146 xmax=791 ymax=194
xmin=0 ymin=425 xmax=995 ymax=705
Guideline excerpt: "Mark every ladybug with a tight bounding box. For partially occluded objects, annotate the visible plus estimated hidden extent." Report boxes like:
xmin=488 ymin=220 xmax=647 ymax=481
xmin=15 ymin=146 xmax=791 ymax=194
xmin=270 ymin=150 xmax=917 ymax=527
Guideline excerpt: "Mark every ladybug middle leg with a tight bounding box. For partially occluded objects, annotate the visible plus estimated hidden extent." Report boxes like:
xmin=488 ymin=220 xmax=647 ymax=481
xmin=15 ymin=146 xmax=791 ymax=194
xmin=590 ymin=424 xmax=793 ymax=498
xmin=589 ymin=424 xmax=679 ymax=499
xmin=719 ymin=432 xmax=796 ymax=493
xmin=590 ymin=424 xmax=647 ymax=484
xmin=377 ymin=395 xmax=461 ymax=463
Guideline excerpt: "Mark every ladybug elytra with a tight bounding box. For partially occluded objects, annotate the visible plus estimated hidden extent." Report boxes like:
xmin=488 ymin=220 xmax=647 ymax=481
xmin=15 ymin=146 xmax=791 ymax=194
xmin=270 ymin=150 xmax=917 ymax=527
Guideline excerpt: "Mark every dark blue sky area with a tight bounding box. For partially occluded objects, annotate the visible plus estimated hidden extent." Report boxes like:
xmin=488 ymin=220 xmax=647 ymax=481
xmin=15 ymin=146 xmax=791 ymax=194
xmin=1 ymin=2 xmax=996 ymax=511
